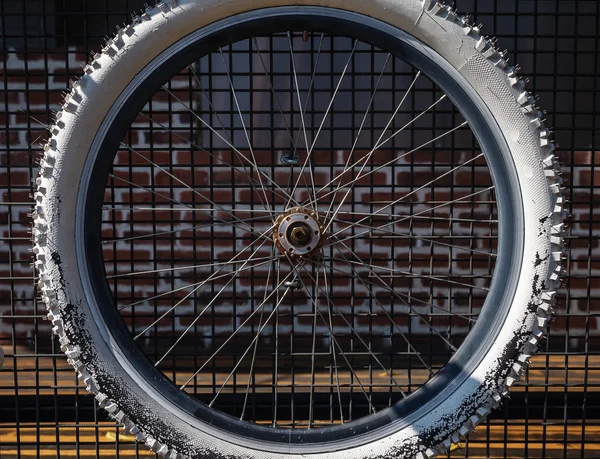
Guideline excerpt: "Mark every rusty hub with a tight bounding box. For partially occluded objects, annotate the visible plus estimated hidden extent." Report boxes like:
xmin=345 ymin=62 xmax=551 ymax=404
xmin=273 ymin=207 xmax=324 ymax=259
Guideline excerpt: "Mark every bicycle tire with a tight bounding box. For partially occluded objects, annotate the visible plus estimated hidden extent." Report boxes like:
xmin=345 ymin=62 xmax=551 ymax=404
xmin=33 ymin=1 xmax=565 ymax=458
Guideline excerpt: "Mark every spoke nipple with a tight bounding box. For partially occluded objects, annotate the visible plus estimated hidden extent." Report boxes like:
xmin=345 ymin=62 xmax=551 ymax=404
xmin=281 ymin=154 xmax=300 ymax=165
xmin=284 ymin=278 xmax=302 ymax=290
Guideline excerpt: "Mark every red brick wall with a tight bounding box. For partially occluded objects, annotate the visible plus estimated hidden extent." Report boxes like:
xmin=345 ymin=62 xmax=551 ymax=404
xmin=1 ymin=49 xmax=598 ymax=348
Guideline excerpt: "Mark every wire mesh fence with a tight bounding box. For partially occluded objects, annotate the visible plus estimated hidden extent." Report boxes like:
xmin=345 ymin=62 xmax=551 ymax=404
xmin=0 ymin=0 xmax=598 ymax=457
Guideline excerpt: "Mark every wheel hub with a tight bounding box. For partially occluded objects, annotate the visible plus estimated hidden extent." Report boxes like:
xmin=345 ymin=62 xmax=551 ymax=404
xmin=273 ymin=207 xmax=323 ymax=258
xmin=288 ymin=222 xmax=312 ymax=246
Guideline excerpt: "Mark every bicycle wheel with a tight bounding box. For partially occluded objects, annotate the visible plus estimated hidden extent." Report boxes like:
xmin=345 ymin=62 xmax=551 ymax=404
xmin=34 ymin=1 xmax=565 ymax=458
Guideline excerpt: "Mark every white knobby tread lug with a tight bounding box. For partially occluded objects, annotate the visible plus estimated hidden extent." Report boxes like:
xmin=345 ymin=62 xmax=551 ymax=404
xmin=157 ymin=444 xmax=170 ymax=456
xmin=476 ymin=406 xmax=491 ymax=418
xmin=451 ymin=432 xmax=461 ymax=445
xmin=145 ymin=437 xmax=158 ymax=450
xmin=441 ymin=438 xmax=452 ymax=452
xmin=469 ymin=414 xmax=482 ymax=427
xmin=458 ymin=423 xmax=471 ymax=437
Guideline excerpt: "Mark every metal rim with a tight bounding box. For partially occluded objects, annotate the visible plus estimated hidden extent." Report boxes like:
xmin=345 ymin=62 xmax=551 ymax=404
xmin=77 ymin=6 xmax=522 ymax=450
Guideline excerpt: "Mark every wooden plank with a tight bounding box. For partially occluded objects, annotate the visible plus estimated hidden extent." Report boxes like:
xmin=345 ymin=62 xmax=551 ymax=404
xmin=0 ymin=422 xmax=598 ymax=458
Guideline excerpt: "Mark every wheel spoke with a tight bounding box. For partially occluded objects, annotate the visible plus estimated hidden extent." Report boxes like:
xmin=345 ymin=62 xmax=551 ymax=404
xmin=117 ymin=262 xmax=269 ymax=312
xmin=332 ymin=210 xmax=497 ymax=224
xmin=298 ymin=263 xmax=408 ymax=397
xmin=326 ymin=254 xmax=488 ymax=292
xmin=332 ymin=245 xmax=458 ymax=352
xmin=272 ymin=255 xmax=282 ymax=427
xmin=102 ymin=216 xmax=269 ymax=245
xmin=304 ymin=121 xmax=469 ymax=210
xmin=107 ymin=256 xmax=274 ymax=280
xmin=107 ymin=174 xmax=265 ymax=241
xmin=252 ymin=37 xmax=296 ymax=147
xmin=118 ymin=221 xmax=275 ymax=313
xmin=329 ymin=216 xmax=497 ymax=258
xmin=310 ymin=255 xmax=476 ymax=324
xmin=181 ymin=267 xmax=299 ymax=390
xmin=103 ymin=205 xmax=276 ymax=215
xmin=218 ymin=47 xmax=273 ymax=216
xmin=322 ymin=262 xmax=345 ymax=423
xmin=309 ymin=256 xmax=435 ymax=372
xmin=308 ymin=267 xmax=320 ymax=427
xmin=307 ymin=94 xmax=450 ymax=207
xmin=160 ymin=86 xmax=300 ymax=210
xmin=285 ymin=40 xmax=358 ymax=209
xmin=137 ymin=111 xmax=296 ymax=206
xmin=291 ymin=33 xmax=325 ymax=154
xmin=110 ymin=145 xmax=271 ymax=240
xmin=323 ymin=70 xmax=422 ymax=226
xmin=288 ymin=32 xmax=319 ymax=214
xmin=154 ymin=237 xmax=272 ymax=366
xmin=287 ymin=255 xmax=376 ymax=414
xmin=320 ymin=52 xmax=391 ymax=219
xmin=208 ymin=274 xmax=292 ymax=408
xmin=189 ymin=61 xmax=292 ymax=215
xmin=240 ymin=247 xmax=276 ymax=421
xmin=327 ymin=186 xmax=495 ymax=248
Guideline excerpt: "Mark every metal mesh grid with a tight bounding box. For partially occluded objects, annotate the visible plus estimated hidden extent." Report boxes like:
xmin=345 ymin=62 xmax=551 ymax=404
xmin=0 ymin=0 xmax=598 ymax=457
